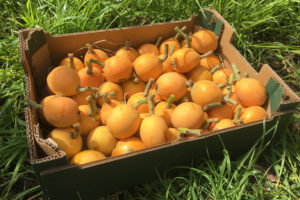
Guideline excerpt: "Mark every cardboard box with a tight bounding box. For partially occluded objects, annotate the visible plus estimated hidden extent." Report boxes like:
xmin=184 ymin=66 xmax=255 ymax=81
xmin=19 ymin=8 xmax=300 ymax=199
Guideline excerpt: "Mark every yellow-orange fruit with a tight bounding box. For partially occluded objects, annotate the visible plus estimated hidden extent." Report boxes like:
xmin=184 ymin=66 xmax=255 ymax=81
xmin=140 ymin=113 xmax=151 ymax=120
xmin=210 ymin=119 xmax=235 ymax=131
xmin=191 ymin=29 xmax=218 ymax=54
xmin=127 ymin=92 xmax=148 ymax=114
xmin=87 ymin=126 xmax=117 ymax=156
xmin=222 ymin=84 xmax=236 ymax=96
xmin=111 ymin=137 xmax=146 ymax=157
xmin=171 ymin=102 xmax=204 ymax=129
xmin=133 ymin=54 xmax=163 ymax=81
xmin=77 ymin=67 xmax=104 ymax=87
xmin=187 ymin=65 xmax=212 ymax=82
xmin=154 ymin=102 xmax=176 ymax=127
xmin=116 ymin=47 xmax=140 ymax=62
xmin=138 ymin=44 xmax=159 ymax=56
xmin=70 ymin=150 xmax=106 ymax=165
xmin=97 ymin=82 xmax=123 ymax=105
xmin=166 ymin=128 xmax=180 ymax=142
xmin=139 ymin=115 xmax=168 ymax=147
xmin=78 ymin=105 xmax=99 ymax=136
xmin=180 ymin=39 xmax=188 ymax=48
xmin=103 ymin=56 xmax=133 ymax=83
xmin=100 ymin=99 xmax=124 ymax=125
xmin=191 ymin=80 xmax=223 ymax=106
xmin=47 ymin=66 xmax=80 ymax=96
xmin=106 ymin=104 xmax=141 ymax=139
xmin=240 ymin=106 xmax=267 ymax=124
xmin=201 ymin=112 xmax=209 ymax=125
xmin=235 ymin=78 xmax=267 ymax=107
xmin=233 ymin=103 xmax=245 ymax=116
xmin=156 ymin=72 xmax=187 ymax=102
xmin=207 ymin=104 xmax=233 ymax=120
xmin=84 ymin=48 xmax=108 ymax=71
xmin=159 ymin=38 xmax=180 ymax=54
xmin=39 ymin=95 xmax=56 ymax=125
xmin=59 ymin=56 xmax=84 ymax=72
xmin=43 ymin=96 xmax=80 ymax=128
xmin=72 ymin=91 xmax=94 ymax=105
xmin=49 ymin=127 xmax=82 ymax=159
xmin=149 ymin=89 xmax=162 ymax=104
xmin=222 ymin=85 xmax=239 ymax=109
xmin=199 ymin=54 xmax=221 ymax=70
xmin=212 ymin=68 xmax=232 ymax=84
xmin=170 ymin=48 xmax=200 ymax=73
xmin=159 ymin=54 xmax=174 ymax=73
xmin=121 ymin=80 xmax=145 ymax=98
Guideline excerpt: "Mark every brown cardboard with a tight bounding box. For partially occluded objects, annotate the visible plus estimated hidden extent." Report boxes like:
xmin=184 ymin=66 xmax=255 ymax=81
xmin=19 ymin=8 xmax=300 ymax=199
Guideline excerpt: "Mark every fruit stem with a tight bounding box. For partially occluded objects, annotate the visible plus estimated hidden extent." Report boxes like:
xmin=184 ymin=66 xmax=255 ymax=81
xmin=160 ymin=44 xmax=169 ymax=63
xmin=125 ymin=40 xmax=131 ymax=51
xmin=200 ymin=51 xmax=213 ymax=59
xmin=174 ymin=26 xmax=187 ymax=40
xmin=86 ymin=95 xmax=99 ymax=118
xmin=201 ymin=118 xmax=220 ymax=130
xmin=170 ymin=60 xmax=176 ymax=69
xmin=133 ymin=70 xmax=140 ymax=83
xmin=77 ymin=87 xmax=98 ymax=92
xmin=123 ymin=92 xmax=127 ymax=103
xmin=175 ymin=26 xmax=190 ymax=48
xmin=144 ymin=78 xmax=154 ymax=97
xmin=26 ymin=97 xmax=43 ymax=110
xmin=243 ymin=72 xmax=249 ymax=78
xmin=155 ymin=36 xmax=163 ymax=47
xmin=102 ymin=91 xmax=117 ymax=104
xmin=178 ymin=127 xmax=202 ymax=137
xmin=88 ymin=59 xmax=105 ymax=68
xmin=217 ymin=82 xmax=227 ymax=88
xmin=147 ymin=93 xmax=155 ymax=115
xmin=133 ymin=77 xmax=140 ymax=83
xmin=202 ymin=102 xmax=222 ymax=112
xmin=186 ymin=79 xmax=194 ymax=88
xmin=71 ymin=123 xmax=80 ymax=138
xmin=170 ymin=44 xmax=176 ymax=55
xmin=224 ymin=74 xmax=234 ymax=99
xmin=103 ymin=92 xmax=111 ymax=104
xmin=68 ymin=53 xmax=75 ymax=68
xmin=233 ymin=106 xmax=243 ymax=125
xmin=166 ymin=94 xmax=175 ymax=109
xmin=210 ymin=65 xmax=220 ymax=74
xmin=223 ymin=73 xmax=237 ymax=105
xmin=223 ymin=98 xmax=237 ymax=106
xmin=233 ymin=106 xmax=241 ymax=122
xmin=86 ymin=60 xmax=93 ymax=75
xmin=232 ymin=63 xmax=240 ymax=81
xmin=133 ymin=98 xmax=147 ymax=109
xmin=86 ymin=43 xmax=94 ymax=54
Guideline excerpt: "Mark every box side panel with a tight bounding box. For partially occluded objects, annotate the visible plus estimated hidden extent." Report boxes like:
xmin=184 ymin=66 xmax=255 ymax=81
xmin=39 ymin=113 xmax=288 ymax=199
xmin=45 ymin=18 xmax=196 ymax=65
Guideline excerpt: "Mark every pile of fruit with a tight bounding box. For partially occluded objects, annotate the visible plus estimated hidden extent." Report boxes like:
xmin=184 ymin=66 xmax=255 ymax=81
xmin=29 ymin=26 xmax=268 ymax=165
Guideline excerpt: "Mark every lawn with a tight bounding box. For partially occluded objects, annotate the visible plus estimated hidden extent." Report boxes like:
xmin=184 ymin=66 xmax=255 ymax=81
xmin=0 ymin=0 xmax=299 ymax=199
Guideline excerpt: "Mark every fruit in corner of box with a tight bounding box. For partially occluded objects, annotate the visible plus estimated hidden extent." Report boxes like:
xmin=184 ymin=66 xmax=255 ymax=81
xmin=19 ymin=8 xmax=300 ymax=199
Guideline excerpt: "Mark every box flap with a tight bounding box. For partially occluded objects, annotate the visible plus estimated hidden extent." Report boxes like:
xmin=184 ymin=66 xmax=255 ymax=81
xmin=265 ymin=78 xmax=284 ymax=114
xmin=196 ymin=9 xmax=223 ymax=36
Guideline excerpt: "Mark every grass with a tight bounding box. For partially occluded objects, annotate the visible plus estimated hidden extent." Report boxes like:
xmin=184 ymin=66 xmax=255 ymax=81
xmin=0 ymin=0 xmax=299 ymax=199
